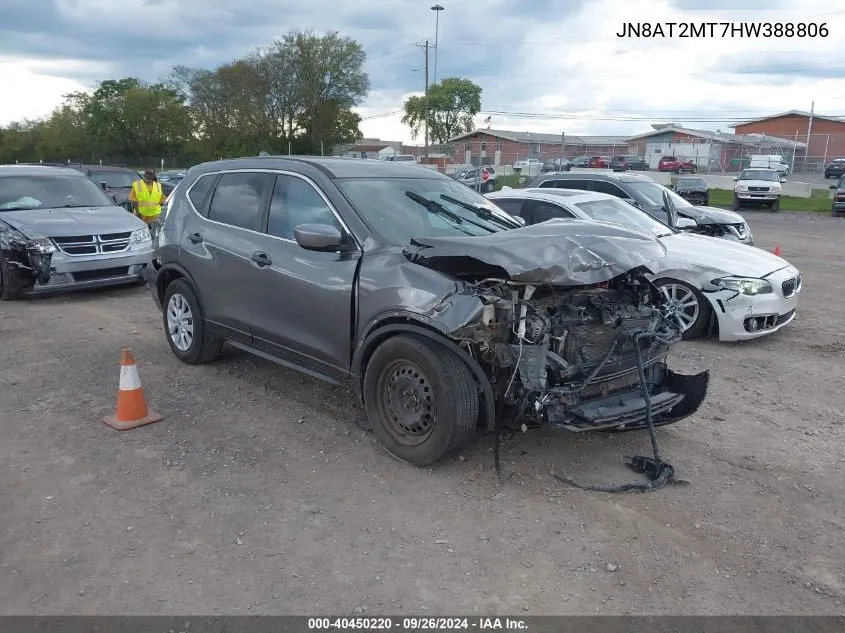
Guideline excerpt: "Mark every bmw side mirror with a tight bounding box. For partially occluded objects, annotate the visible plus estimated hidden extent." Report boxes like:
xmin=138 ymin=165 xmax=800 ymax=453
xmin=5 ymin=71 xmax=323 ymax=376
xmin=294 ymin=223 xmax=353 ymax=253
xmin=676 ymin=217 xmax=697 ymax=230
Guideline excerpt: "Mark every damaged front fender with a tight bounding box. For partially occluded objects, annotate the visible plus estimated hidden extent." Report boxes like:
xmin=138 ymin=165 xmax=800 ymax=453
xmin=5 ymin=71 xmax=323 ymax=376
xmin=0 ymin=221 xmax=55 ymax=294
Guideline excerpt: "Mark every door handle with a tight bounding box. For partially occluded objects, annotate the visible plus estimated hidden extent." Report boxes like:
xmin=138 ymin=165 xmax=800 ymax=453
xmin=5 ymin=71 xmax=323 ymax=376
xmin=187 ymin=232 xmax=203 ymax=244
xmin=251 ymin=251 xmax=272 ymax=267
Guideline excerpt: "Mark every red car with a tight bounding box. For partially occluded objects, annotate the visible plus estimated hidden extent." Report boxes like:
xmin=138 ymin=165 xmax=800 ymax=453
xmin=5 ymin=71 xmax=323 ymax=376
xmin=588 ymin=156 xmax=610 ymax=168
xmin=657 ymin=156 xmax=697 ymax=173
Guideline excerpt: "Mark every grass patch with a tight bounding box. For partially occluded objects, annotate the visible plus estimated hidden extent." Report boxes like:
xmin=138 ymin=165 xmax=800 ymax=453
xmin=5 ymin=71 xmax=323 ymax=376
xmin=706 ymin=188 xmax=833 ymax=213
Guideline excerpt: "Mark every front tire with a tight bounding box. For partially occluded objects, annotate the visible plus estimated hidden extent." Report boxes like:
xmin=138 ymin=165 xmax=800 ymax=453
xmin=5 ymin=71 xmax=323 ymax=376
xmin=653 ymin=278 xmax=711 ymax=340
xmin=162 ymin=278 xmax=223 ymax=364
xmin=363 ymin=334 xmax=479 ymax=466
xmin=732 ymin=194 xmax=741 ymax=211
xmin=770 ymin=198 xmax=780 ymax=212
xmin=0 ymin=254 xmax=24 ymax=301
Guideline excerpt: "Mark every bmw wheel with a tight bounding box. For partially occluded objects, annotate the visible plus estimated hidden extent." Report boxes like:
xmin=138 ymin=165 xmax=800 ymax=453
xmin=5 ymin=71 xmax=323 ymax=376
xmin=653 ymin=278 xmax=711 ymax=340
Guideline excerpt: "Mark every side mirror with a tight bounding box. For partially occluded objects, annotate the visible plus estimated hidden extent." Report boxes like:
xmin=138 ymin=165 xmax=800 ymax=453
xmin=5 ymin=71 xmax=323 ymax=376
xmin=511 ymin=215 xmax=526 ymax=227
xmin=293 ymin=224 xmax=352 ymax=252
xmin=732 ymin=177 xmax=738 ymax=181
xmin=676 ymin=217 xmax=697 ymax=230
xmin=780 ymin=178 xmax=786 ymax=183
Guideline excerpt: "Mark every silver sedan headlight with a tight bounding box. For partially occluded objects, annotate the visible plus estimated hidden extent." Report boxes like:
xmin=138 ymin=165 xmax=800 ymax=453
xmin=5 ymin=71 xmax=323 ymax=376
xmin=712 ymin=276 xmax=773 ymax=295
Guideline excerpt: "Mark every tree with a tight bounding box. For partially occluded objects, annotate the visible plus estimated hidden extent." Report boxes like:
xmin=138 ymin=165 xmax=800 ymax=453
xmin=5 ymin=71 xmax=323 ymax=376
xmin=402 ymin=77 xmax=482 ymax=144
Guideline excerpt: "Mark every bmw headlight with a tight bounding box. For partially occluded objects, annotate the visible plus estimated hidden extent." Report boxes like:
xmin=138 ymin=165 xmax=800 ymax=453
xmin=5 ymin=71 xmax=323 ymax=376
xmin=712 ymin=276 xmax=772 ymax=295
xmin=130 ymin=228 xmax=152 ymax=245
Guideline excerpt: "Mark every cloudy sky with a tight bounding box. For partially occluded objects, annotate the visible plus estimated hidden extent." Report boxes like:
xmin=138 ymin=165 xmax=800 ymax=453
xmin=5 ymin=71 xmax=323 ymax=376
xmin=1 ymin=0 xmax=844 ymax=144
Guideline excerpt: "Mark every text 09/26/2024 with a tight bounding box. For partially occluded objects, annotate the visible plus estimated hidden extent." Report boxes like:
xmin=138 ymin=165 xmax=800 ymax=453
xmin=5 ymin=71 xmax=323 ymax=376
xmin=616 ymin=22 xmax=829 ymax=38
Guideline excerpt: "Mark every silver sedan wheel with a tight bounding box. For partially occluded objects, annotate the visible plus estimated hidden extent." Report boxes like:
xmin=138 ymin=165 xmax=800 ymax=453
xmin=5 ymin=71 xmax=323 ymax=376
xmin=658 ymin=282 xmax=700 ymax=332
xmin=166 ymin=293 xmax=194 ymax=352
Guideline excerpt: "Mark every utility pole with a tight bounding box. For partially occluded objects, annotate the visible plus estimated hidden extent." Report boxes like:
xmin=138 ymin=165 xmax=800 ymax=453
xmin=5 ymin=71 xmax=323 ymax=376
xmin=560 ymin=132 xmax=565 ymax=169
xmin=418 ymin=40 xmax=431 ymax=163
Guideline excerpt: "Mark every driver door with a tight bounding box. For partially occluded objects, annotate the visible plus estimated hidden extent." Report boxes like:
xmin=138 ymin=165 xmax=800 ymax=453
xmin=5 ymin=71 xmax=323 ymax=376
xmin=246 ymin=173 xmax=361 ymax=382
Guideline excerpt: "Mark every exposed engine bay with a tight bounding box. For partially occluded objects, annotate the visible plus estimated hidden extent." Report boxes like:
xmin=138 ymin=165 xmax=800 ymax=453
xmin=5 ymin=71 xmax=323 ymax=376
xmin=450 ymin=268 xmax=709 ymax=433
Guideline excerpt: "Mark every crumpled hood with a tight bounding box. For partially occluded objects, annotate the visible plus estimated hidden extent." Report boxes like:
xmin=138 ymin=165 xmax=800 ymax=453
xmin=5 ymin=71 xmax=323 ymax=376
xmin=0 ymin=206 xmax=145 ymax=238
xmin=676 ymin=205 xmax=746 ymax=226
xmin=658 ymin=232 xmax=790 ymax=278
xmin=406 ymin=219 xmax=668 ymax=285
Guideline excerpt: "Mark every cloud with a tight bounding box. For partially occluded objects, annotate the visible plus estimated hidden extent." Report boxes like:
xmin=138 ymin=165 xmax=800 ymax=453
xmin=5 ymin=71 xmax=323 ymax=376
xmin=1 ymin=0 xmax=844 ymax=144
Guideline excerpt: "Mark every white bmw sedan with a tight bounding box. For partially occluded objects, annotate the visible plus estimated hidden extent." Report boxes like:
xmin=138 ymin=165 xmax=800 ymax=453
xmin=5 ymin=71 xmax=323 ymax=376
xmin=486 ymin=188 xmax=802 ymax=342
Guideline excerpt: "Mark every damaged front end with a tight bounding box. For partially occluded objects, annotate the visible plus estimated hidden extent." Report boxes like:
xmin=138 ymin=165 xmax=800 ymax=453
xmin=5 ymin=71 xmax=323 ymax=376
xmin=407 ymin=221 xmax=710 ymax=434
xmin=449 ymin=271 xmax=709 ymax=433
xmin=0 ymin=224 xmax=55 ymax=295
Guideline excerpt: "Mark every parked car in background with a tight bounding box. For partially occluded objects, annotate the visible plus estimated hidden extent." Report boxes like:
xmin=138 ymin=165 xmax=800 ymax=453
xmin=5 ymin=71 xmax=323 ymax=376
xmin=541 ymin=157 xmax=571 ymax=172
xmin=486 ymin=188 xmax=801 ymax=341
xmin=454 ymin=166 xmax=497 ymax=192
xmin=146 ymin=156 xmax=708 ymax=465
xmin=749 ymin=154 xmax=790 ymax=177
xmin=571 ymin=156 xmax=591 ymax=168
xmin=823 ymin=157 xmax=845 ymax=179
xmin=528 ymin=172 xmax=753 ymax=244
xmin=66 ymin=164 xmax=140 ymax=211
xmin=829 ymin=176 xmax=845 ymax=217
xmin=157 ymin=170 xmax=185 ymax=196
xmin=732 ymin=168 xmax=785 ymax=212
xmin=513 ymin=157 xmax=542 ymax=171
xmin=587 ymin=156 xmax=610 ymax=168
xmin=657 ymin=156 xmax=697 ymax=173
xmin=386 ymin=155 xmax=418 ymax=163
xmin=609 ymin=155 xmax=649 ymax=171
xmin=0 ymin=165 xmax=153 ymax=300
xmin=673 ymin=175 xmax=709 ymax=205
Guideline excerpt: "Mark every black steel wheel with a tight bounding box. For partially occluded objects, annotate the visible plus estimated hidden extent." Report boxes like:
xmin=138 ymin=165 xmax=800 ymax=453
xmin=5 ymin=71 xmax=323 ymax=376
xmin=363 ymin=334 xmax=478 ymax=466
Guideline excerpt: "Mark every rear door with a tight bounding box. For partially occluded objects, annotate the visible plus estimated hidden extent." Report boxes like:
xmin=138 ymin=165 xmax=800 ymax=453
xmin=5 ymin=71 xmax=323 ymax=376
xmin=179 ymin=171 xmax=274 ymax=341
xmin=246 ymin=172 xmax=361 ymax=380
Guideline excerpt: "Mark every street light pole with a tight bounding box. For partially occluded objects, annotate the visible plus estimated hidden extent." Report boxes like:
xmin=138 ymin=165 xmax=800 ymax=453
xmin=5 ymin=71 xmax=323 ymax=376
xmin=431 ymin=4 xmax=444 ymax=84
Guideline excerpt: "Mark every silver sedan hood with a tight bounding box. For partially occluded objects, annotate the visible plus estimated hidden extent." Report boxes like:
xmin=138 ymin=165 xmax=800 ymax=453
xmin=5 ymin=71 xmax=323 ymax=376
xmin=0 ymin=206 xmax=146 ymax=238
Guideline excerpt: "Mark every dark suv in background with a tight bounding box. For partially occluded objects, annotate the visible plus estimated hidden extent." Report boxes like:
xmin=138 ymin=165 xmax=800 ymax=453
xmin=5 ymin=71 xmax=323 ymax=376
xmin=67 ymin=164 xmax=140 ymax=211
xmin=609 ymin=155 xmax=649 ymax=172
xmin=829 ymin=176 xmax=845 ymax=216
xmin=528 ymin=172 xmax=752 ymax=244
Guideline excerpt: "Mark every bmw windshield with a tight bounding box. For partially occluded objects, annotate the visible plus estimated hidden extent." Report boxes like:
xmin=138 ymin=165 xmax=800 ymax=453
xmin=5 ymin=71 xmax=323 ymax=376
xmin=0 ymin=175 xmax=115 ymax=211
xmin=573 ymin=197 xmax=675 ymax=238
xmin=336 ymin=177 xmax=520 ymax=246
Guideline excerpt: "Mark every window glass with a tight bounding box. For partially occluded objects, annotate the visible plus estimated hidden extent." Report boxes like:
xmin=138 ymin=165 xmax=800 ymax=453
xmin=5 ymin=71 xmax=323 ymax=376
xmin=267 ymin=174 xmax=341 ymax=240
xmin=530 ymin=200 xmax=572 ymax=223
xmin=490 ymin=198 xmax=524 ymax=217
xmin=0 ymin=174 xmax=113 ymax=210
xmin=550 ymin=179 xmax=591 ymax=191
xmin=574 ymin=198 xmax=674 ymax=237
xmin=88 ymin=171 xmax=137 ymax=188
xmin=207 ymin=172 xmax=269 ymax=230
xmin=188 ymin=174 xmax=215 ymax=211
xmin=591 ymin=181 xmax=626 ymax=198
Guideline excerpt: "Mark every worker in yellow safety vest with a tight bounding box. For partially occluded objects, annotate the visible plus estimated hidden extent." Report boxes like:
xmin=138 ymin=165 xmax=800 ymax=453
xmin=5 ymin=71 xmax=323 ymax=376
xmin=128 ymin=169 xmax=167 ymax=224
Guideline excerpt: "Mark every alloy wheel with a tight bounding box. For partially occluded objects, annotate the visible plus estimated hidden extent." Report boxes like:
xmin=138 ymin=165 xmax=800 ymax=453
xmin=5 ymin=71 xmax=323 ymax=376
xmin=659 ymin=283 xmax=700 ymax=332
xmin=166 ymin=293 xmax=194 ymax=351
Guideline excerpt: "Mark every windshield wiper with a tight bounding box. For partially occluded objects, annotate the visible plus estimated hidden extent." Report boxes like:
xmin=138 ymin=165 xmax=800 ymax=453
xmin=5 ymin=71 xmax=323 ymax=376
xmin=404 ymin=191 xmax=494 ymax=234
xmin=438 ymin=194 xmax=520 ymax=229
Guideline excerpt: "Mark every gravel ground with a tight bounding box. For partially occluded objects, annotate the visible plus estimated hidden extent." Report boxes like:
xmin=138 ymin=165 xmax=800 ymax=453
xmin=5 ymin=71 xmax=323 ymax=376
xmin=1 ymin=212 xmax=844 ymax=616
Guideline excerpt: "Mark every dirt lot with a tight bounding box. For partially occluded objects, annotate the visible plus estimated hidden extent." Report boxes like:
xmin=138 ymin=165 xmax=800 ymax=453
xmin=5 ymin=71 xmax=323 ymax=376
xmin=1 ymin=212 xmax=844 ymax=616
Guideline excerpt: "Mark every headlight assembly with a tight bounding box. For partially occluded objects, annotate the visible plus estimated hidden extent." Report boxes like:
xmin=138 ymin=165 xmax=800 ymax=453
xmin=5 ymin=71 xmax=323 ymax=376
xmin=28 ymin=238 xmax=57 ymax=254
xmin=735 ymin=185 xmax=747 ymax=192
xmin=712 ymin=276 xmax=773 ymax=295
xmin=130 ymin=228 xmax=152 ymax=245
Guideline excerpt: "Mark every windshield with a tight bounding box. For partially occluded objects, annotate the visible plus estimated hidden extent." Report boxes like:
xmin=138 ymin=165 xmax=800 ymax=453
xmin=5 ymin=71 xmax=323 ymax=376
xmin=573 ymin=198 xmax=674 ymax=238
xmin=0 ymin=175 xmax=115 ymax=211
xmin=89 ymin=170 xmax=137 ymax=188
xmin=336 ymin=177 xmax=518 ymax=246
xmin=626 ymin=180 xmax=693 ymax=208
xmin=739 ymin=169 xmax=779 ymax=182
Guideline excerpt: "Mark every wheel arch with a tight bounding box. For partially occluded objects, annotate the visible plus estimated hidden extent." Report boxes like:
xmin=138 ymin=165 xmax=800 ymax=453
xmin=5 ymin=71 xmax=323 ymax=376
xmin=156 ymin=263 xmax=209 ymax=320
xmin=352 ymin=316 xmax=497 ymax=431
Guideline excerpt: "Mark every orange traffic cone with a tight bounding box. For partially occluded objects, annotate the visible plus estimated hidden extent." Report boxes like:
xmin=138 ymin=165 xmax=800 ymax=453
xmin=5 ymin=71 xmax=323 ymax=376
xmin=774 ymin=245 xmax=782 ymax=256
xmin=103 ymin=348 xmax=163 ymax=430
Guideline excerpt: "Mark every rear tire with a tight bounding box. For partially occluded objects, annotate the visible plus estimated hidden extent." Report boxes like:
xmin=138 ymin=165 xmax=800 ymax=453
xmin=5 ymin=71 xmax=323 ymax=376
xmin=0 ymin=254 xmax=24 ymax=301
xmin=653 ymin=278 xmax=711 ymax=340
xmin=162 ymin=278 xmax=223 ymax=364
xmin=363 ymin=334 xmax=479 ymax=466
